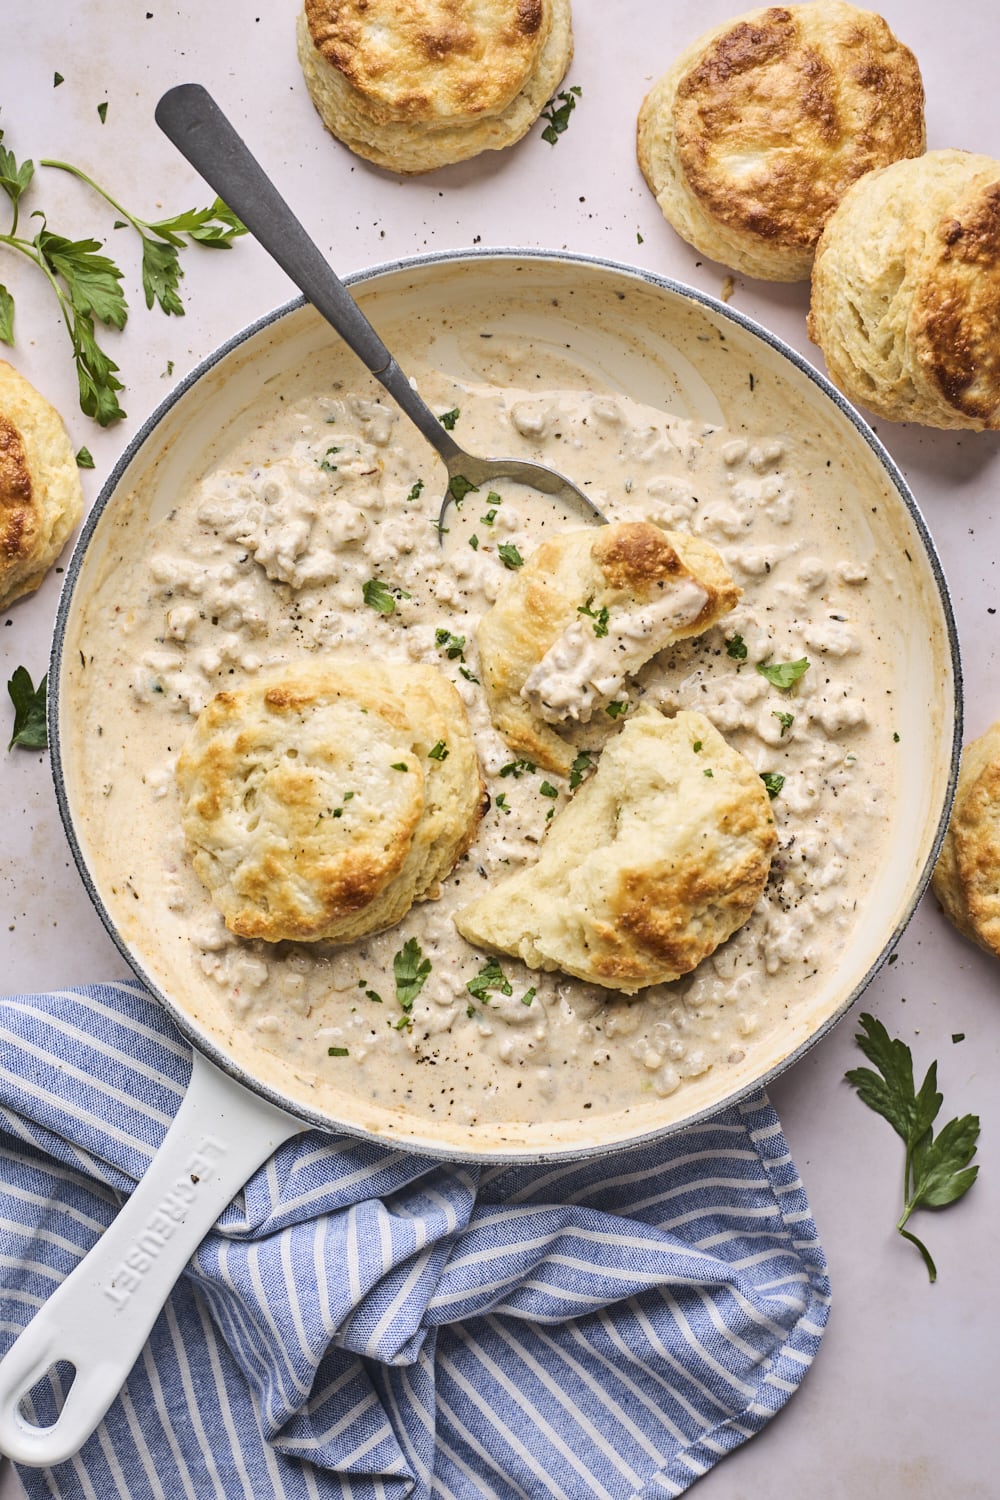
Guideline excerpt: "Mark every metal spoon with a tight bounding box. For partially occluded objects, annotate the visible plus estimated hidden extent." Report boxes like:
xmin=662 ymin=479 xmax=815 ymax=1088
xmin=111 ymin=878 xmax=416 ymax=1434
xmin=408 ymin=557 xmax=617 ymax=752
xmin=154 ymin=84 xmax=605 ymax=539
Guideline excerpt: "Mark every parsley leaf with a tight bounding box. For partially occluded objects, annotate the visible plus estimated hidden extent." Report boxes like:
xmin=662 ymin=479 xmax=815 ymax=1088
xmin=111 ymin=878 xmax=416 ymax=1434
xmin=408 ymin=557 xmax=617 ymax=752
xmin=428 ymin=741 xmax=449 ymax=761
xmin=435 ymin=628 xmax=466 ymax=661
xmin=760 ymin=772 xmax=785 ymax=799
xmin=405 ymin=478 xmax=424 ymax=503
xmin=7 ymin=667 xmax=47 ymax=750
xmin=438 ymin=408 xmax=460 ymax=430
xmin=467 ymin=959 xmax=513 ymax=1004
xmin=0 ymin=285 xmax=14 ymax=345
xmin=497 ymin=543 xmax=523 ymax=570
xmin=499 ymin=758 xmax=535 ymax=778
xmin=845 ymin=1012 xmax=980 ymax=1281
xmin=448 ymin=474 xmax=478 ymax=505
xmin=569 ymin=751 xmax=593 ymax=789
xmin=757 ymin=657 xmax=810 ymax=690
xmin=578 ymin=599 xmax=610 ymax=637
xmin=75 ymin=446 xmax=95 ymax=468
xmin=773 ymin=710 xmax=794 ymax=736
xmin=393 ymin=937 xmax=431 ymax=1012
xmin=725 ymin=634 xmax=748 ymax=660
xmin=363 ymin=578 xmax=409 ymax=615
xmin=540 ymin=85 xmax=582 ymax=145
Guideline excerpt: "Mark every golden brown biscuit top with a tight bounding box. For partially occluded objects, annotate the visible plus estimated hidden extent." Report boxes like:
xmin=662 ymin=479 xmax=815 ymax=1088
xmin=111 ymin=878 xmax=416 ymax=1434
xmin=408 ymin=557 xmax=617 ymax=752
xmin=673 ymin=2 xmax=924 ymax=253
xmin=0 ymin=415 xmax=36 ymax=566
xmin=303 ymin=0 xmax=547 ymax=122
xmin=914 ymin=173 xmax=1000 ymax=425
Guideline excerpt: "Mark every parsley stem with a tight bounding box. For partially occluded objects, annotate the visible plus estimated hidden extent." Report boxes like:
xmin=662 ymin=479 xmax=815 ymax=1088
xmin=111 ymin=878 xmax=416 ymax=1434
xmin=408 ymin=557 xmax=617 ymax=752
xmin=897 ymin=1225 xmax=937 ymax=1283
xmin=0 ymin=229 xmax=74 ymax=339
xmin=41 ymin=159 xmax=144 ymax=234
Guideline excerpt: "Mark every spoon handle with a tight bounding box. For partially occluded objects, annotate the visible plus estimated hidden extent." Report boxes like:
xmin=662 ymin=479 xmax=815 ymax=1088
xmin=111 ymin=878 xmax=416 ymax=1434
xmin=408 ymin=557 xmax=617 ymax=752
xmin=155 ymin=83 xmax=461 ymax=463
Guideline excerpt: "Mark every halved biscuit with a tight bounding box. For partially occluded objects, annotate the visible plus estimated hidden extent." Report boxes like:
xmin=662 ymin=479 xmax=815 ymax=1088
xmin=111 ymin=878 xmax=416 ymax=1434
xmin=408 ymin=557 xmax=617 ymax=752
xmin=637 ymin=2 xmax=925 ymax=282
xmin=476 ymin=521 xmax=740 ymax=775
xmin=0 ymin=360 xmax=84 ymax=610
xmin=455 ymin=706 xmax=777 ymax=993
xmin=176 ymin=660 xmax=484 ymax=943
xmin=809 ymin=149 xmax=1000 ymax=429
xmin=297 ymin=0 xmax=573 ymax=174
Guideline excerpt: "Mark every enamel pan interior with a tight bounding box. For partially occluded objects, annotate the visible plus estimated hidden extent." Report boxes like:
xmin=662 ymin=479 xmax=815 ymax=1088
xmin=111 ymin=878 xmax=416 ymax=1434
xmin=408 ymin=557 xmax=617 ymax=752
xmin=50 ymin=250 xmax=962 ymax=1163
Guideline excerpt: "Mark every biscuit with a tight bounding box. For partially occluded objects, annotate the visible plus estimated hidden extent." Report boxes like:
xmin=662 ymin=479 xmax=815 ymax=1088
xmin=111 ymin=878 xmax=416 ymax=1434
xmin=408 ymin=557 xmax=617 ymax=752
xmin=476 ymin=521 xmax=740 ymax=775
xmin=455 ymin=706 xmax=777 ymax=992
xmin=808 ymin=149 xmax=1000 ymax=430
xmin=297 ymin=0 xmax=573 ymax=174
xmin=932 ymin=722 xmax=1000 ymax=957
xmin=176 ymin=660 xmax=485 ymax=943
xmin=637 ymin=2 xmax=925 ymax=282
xmin=0 ymin=360 xmax=84 ymax=610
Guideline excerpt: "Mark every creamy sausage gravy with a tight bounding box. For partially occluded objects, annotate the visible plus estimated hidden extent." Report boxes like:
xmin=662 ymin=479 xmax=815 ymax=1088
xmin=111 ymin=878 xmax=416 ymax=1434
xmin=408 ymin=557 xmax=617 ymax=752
xmin=65 ymin=290 xmax=921 ymax=1155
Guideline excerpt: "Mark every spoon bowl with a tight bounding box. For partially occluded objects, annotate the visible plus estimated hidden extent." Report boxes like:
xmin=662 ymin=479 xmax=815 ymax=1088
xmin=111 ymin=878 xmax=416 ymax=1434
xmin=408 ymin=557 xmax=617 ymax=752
xmin=154 ymin=84 xmax=606 ymax=539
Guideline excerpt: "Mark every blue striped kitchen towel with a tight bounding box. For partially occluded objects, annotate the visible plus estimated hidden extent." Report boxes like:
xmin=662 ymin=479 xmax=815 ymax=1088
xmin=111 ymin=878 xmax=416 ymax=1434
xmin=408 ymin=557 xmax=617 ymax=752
xmin=0 ymin=981 xmax=830 ymax=1499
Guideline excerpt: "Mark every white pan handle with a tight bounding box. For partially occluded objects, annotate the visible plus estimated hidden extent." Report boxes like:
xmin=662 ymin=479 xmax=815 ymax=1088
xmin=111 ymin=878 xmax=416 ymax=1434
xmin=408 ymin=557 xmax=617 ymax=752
xmin=0 ymin=1049 xmax=304 ymax=1467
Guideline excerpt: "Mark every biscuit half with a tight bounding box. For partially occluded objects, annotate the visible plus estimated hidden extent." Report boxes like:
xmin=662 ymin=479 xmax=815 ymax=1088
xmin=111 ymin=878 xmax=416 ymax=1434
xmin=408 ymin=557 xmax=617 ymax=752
xmin=809 ymin=149 xmax=1000 ymax=430
xmin=0 ymin=360 xmax=84 ymax=610
xmin=176 ymin=660 xmax=485 ymax=943
xmin=637 ymin=2 xmax=925 ymax=282
xmin=932 ymin=721 xmax=1000 ymax=957
xmin=297 ymin=0 xmax=573 ymax=173
xmin=476 ymin=521 xmax=740 ymax=775
xmin=455 ymin=706 xmax=777 ymax=993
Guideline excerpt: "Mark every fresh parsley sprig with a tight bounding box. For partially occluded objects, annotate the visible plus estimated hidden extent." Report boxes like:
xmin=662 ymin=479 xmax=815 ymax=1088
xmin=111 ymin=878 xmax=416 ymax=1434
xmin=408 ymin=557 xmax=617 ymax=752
xmin=845 ymin=1012 xmax=980 ymax=1282
xmin=0 ymin=129 xmax=245 ymax=424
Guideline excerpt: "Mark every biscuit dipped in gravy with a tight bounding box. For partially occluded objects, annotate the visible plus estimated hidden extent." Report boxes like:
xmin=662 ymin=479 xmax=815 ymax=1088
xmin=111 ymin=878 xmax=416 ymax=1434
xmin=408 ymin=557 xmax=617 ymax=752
xmin=476 ymin=521 xmax=740 ymax=775
xmin=455 ymin=706 xmax=776 ymax=993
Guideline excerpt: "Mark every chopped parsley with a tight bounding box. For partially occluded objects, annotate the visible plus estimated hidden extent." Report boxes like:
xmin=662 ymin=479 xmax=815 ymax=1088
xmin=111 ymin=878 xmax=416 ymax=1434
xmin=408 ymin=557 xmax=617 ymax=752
xmin=760 ymin=772 xmax=785 ymax=799
xmin=459 ymin=666 xmax=479 ymax=683
xmin=75 ymin=446 xmax=95 ymax=468
xmin=428 ymin=741 xmax=449 ymax=761
xmin=495 ymin=792 xmax=511 ymax=814
xmin=327 ymin=1046 xmax=349 ymax=1057
xmin=726 ymin=634 xmax=748 ymax=661
xmin=318 ymin=445 xmax=340 ymax=471
xmin=405 ymin=478 xmax=425 ymax=503
xmin=605 ymin=701 xmax=628 ymax=719
xmin=569 ymin=750 xmax=593 ymax=789
xmin=438 ymin=407 xmax=460 ymax=430
xmin=448 ymin=474 xmax=478 ymax=505
xmin=435 ymin=628 xmax=466 ymax=660
xmin=539 ymin=781 xmax=559 ymax=799
xmin=390 ymin=762 xmax=410 ymax=772
xmin=467 ymin=959 xmax=513 ymax=1003
xmin=499 ymin=758 xmax=536 ymax=778
xmin=393 ymin=937 xmax=431 ymax=1012
xmin=757 ymin=657 xmax=810 ymax=690
xmin=578 ymin=598 xmax=610 ymax=637
xmin=692 ymin=739 xmax=703 ymax=752
xmin=773 ymin=711 xmax=794 ymax=737
xmin=703 ymin=768 xmax=714 ymax=778
xmin=363 ymin=578 xmax=410 ymax=615
xmin=497 ymin=543 xmax=524 ymax=570
xmin=469 ymin=534 xmax=480 ymax=550
xmin=521 ymin=988 xmax=537 ymax=1007
xmin=97 ymin=101 xmax=108 ymax=124
xmin=540 ymin=85 xmax=582 ymax=145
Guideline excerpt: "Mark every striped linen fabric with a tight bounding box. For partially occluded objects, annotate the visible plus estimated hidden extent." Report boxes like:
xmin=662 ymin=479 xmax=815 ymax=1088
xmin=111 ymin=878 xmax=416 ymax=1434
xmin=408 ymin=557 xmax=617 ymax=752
xmin=0 ymin=981 xmax=830 ymax=1499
